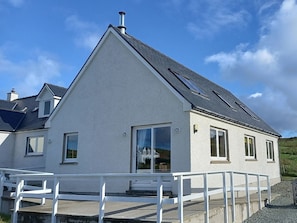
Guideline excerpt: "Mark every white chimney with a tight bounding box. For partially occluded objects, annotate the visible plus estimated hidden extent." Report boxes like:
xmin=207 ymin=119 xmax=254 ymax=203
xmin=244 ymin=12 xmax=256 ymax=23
xmin=118 ymin=11 xmax=126 ymax=34
xmin=7 ymin=88 xmax=18 ymax=101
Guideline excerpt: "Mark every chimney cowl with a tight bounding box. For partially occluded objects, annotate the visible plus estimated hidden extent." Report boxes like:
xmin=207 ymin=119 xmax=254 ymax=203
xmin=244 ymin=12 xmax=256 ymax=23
xmin=118 ymin=11 xmax=126 ymax=34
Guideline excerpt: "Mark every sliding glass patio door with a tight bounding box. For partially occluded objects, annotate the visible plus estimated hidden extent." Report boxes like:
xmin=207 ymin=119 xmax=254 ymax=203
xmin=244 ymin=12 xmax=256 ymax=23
xmin=132 ymin=125 xmax=171 ymax=190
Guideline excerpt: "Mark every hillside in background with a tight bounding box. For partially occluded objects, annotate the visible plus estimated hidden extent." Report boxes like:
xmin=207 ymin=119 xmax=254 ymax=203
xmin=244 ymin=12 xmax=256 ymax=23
xmin=279 ymin=137 xmax=297 ymax=178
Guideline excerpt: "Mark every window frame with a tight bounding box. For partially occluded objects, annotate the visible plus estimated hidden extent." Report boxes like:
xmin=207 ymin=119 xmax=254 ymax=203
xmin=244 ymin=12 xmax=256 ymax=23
xmin=63 ymin=132 xmax=79 ymax=163
xmin=168 ymin=68 xmax=207 ymax=97
xmin=244 ymin=135 xmax=257 ymax=160
xmin=26 ymin=136 xmax=44 ymax=156
xmin=44 ymin=100 xmax=51 ymax=116
xmin=210 ymin=127 xmax=229 ymax=161
xmin=266 ymin=140 xmax=275 ymax=162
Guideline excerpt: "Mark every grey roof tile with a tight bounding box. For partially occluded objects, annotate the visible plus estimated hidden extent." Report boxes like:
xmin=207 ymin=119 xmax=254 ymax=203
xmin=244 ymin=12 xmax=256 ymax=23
xmin=0 ymin=109 xmax=25 ymax=131
xmin=112 ymin=26 xmax=280 ymax=136
xmin=45 ymin=83 xmax=67 ymax=97
xmin=0 ymin=99 xmax=17 ymax=110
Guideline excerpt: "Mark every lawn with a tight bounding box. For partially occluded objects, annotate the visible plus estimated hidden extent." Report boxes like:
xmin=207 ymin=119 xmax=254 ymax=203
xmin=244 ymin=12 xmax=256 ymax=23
xmin=279 ymin=137 xmax=297 ymax=178
xmin=0 ymin=213 xmax=10 ymax=223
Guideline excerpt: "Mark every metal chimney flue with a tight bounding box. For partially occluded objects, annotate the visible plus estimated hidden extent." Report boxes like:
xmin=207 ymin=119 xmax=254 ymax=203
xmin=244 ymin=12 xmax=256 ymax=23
xmin=118 ymin=11 xmax=126 ymax=34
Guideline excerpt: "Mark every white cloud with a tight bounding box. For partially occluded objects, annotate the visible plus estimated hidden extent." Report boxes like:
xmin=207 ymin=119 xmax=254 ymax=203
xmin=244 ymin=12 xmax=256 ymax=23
xmin=0 ymin=49 xmax=61 ymax=96
xmin=205 ymin=0 xmax=297 ymax=136
xmin=65 ymin=15 xmax=102 ymax=50
xmin=185 ymin=0 xmax=251 ymax=38
xmin=248 ymin=92 xmax=262 ymax=99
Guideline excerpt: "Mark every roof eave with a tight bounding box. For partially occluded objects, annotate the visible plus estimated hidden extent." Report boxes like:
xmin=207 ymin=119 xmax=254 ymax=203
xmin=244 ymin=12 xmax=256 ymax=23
xmin=192 ymin=106 xmax=281 ymax=137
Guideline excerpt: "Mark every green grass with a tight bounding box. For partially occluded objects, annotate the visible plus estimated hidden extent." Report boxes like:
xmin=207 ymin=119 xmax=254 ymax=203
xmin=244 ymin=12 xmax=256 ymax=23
xmin=279 ymin=137 xmax=297 ymax=177
xmin=0 ymin=213 xmax=10 ymax=223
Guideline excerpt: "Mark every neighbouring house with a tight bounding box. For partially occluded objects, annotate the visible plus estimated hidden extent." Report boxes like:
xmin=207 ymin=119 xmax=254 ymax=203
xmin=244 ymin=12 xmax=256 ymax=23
xmin=0 ymin=84 xmax=67 ymax=171
xmin=0 ymin=14 xmax=281 ymax=195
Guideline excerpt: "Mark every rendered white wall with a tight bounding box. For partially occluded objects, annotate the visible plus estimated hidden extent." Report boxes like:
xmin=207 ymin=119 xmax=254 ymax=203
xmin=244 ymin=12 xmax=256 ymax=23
xmin=0 ymin=132 xmax=14 ymax=168
xmin=12 ymin=130 xmax=47 ymax=171
xmin=189 ymin=111 xmax=280 ymax=188
xmin=45 ymin=31 xmax=191 ymax=193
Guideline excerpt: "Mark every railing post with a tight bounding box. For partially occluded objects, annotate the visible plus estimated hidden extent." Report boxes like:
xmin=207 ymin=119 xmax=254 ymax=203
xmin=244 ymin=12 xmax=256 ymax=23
xmin=222 ymin=172 xmax=228 ymax=223
xmin=13 ymin=177 xmax=24 ymax=223
xmin=51 ymin=177 xmax=59 ymax=223
xmin=229 ymin=171 xmax=235 ymax=222
xmin=0 ymin=171 xmax=5 ymax=212
xmin=267 ymin=176 xmax=271 ymax=203
xmin=99 ymin=176 xmax=106 ymax=223
xmin=257 ymin=175 xmax=261 ymax=209
xmin=245 ymin=173 xmax=250 ymax=218
xmin=178 ymin=175 xmax=184 ymax=223
xmin=157 ymin=176 xmax=163 ymax=223
xmin=41 ymin=179 xmax=47 ymax=205
xmin=204 ymin=173 xmax=209 ymax=223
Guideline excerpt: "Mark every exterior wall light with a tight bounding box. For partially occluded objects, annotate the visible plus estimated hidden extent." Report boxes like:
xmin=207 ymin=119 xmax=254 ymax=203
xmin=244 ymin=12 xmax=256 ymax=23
xmin=193 ymin=124 xmax=198 ymax=133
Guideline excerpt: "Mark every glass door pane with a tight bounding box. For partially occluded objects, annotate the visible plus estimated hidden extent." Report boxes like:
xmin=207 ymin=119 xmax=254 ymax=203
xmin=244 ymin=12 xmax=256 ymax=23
xmin=136 ymin=128 xmax=152 ymax=173
xmin=132 ymin=125 xmax=172 ymax=190
xmin=153 ymin=127 xmax=171 ymax=173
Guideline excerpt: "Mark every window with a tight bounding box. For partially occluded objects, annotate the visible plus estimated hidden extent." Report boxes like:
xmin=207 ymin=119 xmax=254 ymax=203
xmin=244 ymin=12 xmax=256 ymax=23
xmin=235 ymin=101 xmax=259 ymax=120
xmin=135 ymin=125 xmax=171 ymax=173
xmin=213 ymin=91 xmax=236 ymax=110
xmin=168 ymin=68 xmax=207 ymax=96
xmin=266 ymin=140 xmax=275 ymax=161
xmin=210 ymin=127 xmax=228 ymax=160
xmin=244 ymin=135 xmax=256 ymax=159
xmin=44 ymin=101 xmax=51 ymax=115
xmin=63 ymin=133 xmax=78 ymax=162
xmin=26 ymin=136 xmax=44 ymax=155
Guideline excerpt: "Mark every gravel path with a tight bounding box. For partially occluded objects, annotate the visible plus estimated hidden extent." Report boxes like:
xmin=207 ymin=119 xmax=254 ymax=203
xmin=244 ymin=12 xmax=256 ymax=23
xmin=244 ymin=180 xmax=297 ymax=223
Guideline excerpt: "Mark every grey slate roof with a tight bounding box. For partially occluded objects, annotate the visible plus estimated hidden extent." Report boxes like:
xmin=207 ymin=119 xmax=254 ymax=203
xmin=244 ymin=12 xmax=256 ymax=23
xmin=0 ymin=109 xmax=25 ymax=131
xmin=0 ymin=83 xmax=67 ymax=132
xmin=0 ymin=100 xmax=17 ymax=110
xmin=111 ymin=26 xmax=280 ymax=137
xmin=41 ymin=83 xmax=67 ymax=98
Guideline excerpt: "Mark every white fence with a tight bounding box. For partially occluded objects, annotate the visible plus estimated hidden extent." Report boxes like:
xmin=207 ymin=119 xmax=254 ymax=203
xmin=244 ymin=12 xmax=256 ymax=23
xmin=0 ymin=168 xmax=271 ymax=223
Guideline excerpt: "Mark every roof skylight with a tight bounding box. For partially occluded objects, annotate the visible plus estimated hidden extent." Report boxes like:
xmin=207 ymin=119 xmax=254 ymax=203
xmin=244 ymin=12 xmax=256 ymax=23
xmin=235 ymin=101 xmax=259 ymax=120
xmin=213 ymin=91 xmax=236 ymax=110
xmin=168 ymin=68 xmax=207 ymax=96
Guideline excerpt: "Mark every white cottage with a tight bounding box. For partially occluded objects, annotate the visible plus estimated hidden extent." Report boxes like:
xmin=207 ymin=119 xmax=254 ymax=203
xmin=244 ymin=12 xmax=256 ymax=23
xmin=44 ymin=17 xmax=281 ymax=194
xmin=0 ymin=84 xmax=67 ymax=171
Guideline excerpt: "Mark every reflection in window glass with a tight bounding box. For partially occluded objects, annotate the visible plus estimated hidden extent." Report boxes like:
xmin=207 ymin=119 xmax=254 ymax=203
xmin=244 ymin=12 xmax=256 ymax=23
xmin=26 ymin=136 xmax=44 ymax=155
xmin=244 ymin=135 xmax=256 ymax=159
xmin=266 ymin=140 xmax=274 ymax=161
xmin=136 ymin=126 xmax=171 ymax=173
xmin=210 ymin=128 xmax=228 ymax=160
xmin=64 ymin=133 xmax=78 ymax=161
xmin=44 ymin=101 xmax=51 ymax=115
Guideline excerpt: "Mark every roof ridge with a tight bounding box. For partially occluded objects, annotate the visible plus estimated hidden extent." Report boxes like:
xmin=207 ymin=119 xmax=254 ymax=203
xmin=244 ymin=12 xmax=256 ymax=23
xmin=45 ymin=82 xmax=67 ymax=90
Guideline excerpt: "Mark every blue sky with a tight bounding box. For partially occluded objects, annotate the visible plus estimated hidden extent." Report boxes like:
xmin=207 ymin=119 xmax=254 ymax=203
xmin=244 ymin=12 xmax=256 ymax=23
xmin=0 ymin=0 xmax=297 ymax=138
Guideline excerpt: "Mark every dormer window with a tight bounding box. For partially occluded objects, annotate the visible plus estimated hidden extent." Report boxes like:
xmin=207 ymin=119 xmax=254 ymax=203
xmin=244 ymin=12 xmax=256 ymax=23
xmin=44 ymin=101 xmax=51 ymax=116
xmin=35 ymin=83 xmax=67 ymax=118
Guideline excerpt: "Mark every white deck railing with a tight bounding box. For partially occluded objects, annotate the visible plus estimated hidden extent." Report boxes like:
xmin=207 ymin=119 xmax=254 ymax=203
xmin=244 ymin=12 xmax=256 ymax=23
xmin=0 ymin=169 xmax=271 ymax=223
